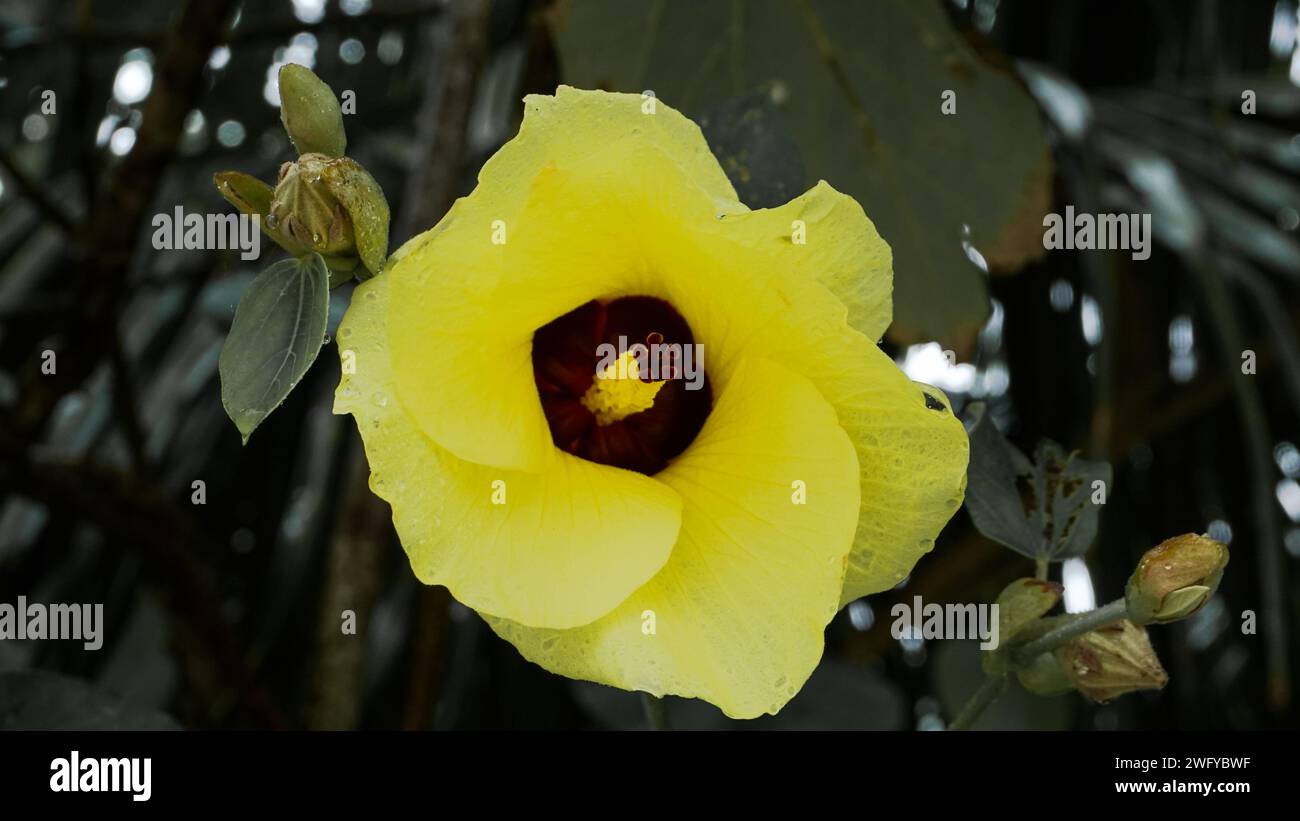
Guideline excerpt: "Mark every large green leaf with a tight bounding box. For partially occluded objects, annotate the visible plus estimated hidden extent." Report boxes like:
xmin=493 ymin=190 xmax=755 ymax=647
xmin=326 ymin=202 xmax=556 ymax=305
xmin=219 ymin=254 xmax=330 ymax=443
xmin=552 ymin=0 xmax=1051 ymax=342
xmin=696 ymin=89 xmax=807 ymax=209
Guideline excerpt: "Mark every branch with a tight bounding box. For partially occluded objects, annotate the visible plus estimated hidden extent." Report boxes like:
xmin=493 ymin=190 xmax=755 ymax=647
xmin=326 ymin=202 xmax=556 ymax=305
xmin=13 ymin=0 xmax=235 ymax=436
xmin=0 ymin=433 xmax=287 ymax=728
xmin=0 ymin=4 xmax=443 ymax=54
xmin=308 ymin=444 xmax=391 ymax=730
xmin=0 ymin=151 xmax=78 ymax=233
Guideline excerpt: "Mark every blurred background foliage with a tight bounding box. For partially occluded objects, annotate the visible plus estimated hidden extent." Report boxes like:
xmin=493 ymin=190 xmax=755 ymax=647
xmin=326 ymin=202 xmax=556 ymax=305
xmin=0 ymin=0 xmax=1297 ymax=730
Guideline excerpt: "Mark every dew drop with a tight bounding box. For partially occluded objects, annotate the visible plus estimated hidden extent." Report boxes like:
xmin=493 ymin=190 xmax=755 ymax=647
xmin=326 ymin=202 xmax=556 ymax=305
xmin=371 ymin=392 xmax=389 ymax=408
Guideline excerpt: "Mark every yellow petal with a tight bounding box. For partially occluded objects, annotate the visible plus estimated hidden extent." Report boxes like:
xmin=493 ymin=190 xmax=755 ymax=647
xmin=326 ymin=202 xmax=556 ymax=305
xmin=335 ymin=274 xmax=682 ymax=629
xmin=646 ymin=185 xmax=969 ymax=603
xmin=834 ymin=364 xmax=970 ymax=603
xmin=486 ymin=356 xmax=860 ymax=719
xmin=704 ymin=180 xmax=894 ymax=342
xmin=386 ymin=86 xmax=736 ymax=471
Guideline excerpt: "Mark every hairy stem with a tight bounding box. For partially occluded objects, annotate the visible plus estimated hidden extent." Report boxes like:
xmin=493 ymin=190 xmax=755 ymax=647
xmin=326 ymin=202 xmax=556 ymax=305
xmin=949 ymin=674 xmax=1006 ymax=731
xmin=1011 ymin=598 xmax=1128 ymax=665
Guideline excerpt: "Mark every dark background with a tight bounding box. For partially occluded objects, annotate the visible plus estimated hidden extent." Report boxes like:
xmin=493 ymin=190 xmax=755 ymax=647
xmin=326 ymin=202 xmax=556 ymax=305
xmin=0 ymin=0 xmax=1297 ymax=730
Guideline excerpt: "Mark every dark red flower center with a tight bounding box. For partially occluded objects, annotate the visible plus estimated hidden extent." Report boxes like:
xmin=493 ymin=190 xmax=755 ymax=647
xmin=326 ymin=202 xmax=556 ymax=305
xmin=531 ymin=296 xmax=712 ymax=475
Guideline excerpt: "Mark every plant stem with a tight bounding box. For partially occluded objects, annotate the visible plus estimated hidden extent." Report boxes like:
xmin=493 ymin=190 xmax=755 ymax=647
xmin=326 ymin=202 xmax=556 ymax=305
xmin=1011 ymin=598 xmax=1128 ymax=665
xmin=641 ymin=693 xmax=670 ymax=731
xmin=950 ymin=598 xmax=1132 ymax=731
xmin=1035 ymin=557 xmax=1049 ymax=581
xmin=949 ymin=674 xmax=1006 ymax=730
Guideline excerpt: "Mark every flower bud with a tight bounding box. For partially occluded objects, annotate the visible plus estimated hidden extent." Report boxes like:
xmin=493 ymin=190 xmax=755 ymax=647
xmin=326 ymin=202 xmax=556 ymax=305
xmin=982 ymin=578 xmax=1061 ymax=676
xmin=279 ymin=63 xmax=346 ymax=158
xmin=271 ymin=153 xmax=355 ymax=257
xmin=998 ymin=578 xmax=1062 ymax=637
xmin=1016 ymin=651 xmax=1073 ymax=696
xmin=1125 ymin=533 xmax=1228 ymax=624
xmin=1054 ymin=619 xmax=1168 ymax=702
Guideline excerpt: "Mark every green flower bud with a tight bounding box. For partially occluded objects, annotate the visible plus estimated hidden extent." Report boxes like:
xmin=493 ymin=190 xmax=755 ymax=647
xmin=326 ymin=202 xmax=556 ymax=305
xmin=982 ymin=578 xmax=1062 ymax=676
xmin=1016 ymin=651 xmax=1073 ymax=696
xmin=267 ymin=154 xmax=390 ymax=278
xmin=998 ymin=578 xmax=1063 ymax=638
xmin=1054 ymin=620 xmax=1168 ymax=703
xmin=1125 ymin=533 xmax=1229 ymax=624
xmin=271 ymin=153 xmax=356 ymax=258
xmin=279 ymin=63 xmax=346 ymax=158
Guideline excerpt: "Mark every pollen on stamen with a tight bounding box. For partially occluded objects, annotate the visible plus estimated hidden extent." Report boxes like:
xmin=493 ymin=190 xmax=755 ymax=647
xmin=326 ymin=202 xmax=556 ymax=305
xmin=580 ymin=351 xmax=666 ymax=426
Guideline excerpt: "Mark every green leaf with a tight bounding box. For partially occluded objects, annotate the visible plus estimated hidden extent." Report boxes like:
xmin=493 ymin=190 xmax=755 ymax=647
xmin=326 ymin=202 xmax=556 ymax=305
xmin=279 ymin=63 xmax=347 ymax=158
xmin=965 ymin=402 xmax=1112 ymax=561
xmin=965 ymin=402 xmax=1041 ymax=556
xmin=1035 ymin=439 xmax=1111 ymax=561
xmin=219 ymin=254 xmax=330 ymax=442
xmin=552 ymin=0 xmax=1052 ymax=343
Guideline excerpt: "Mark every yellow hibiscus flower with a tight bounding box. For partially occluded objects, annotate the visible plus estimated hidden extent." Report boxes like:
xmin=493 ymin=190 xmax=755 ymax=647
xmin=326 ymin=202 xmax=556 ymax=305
xmin=333 ymin=86 xmax=968 ymax=719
